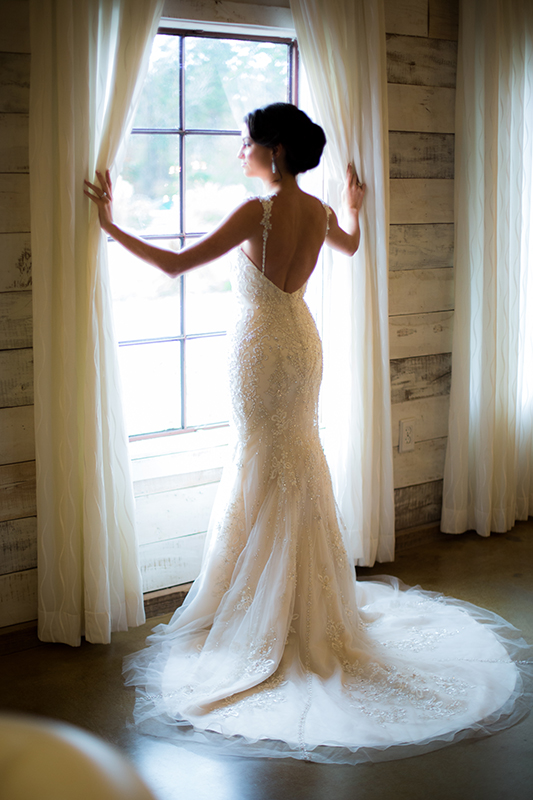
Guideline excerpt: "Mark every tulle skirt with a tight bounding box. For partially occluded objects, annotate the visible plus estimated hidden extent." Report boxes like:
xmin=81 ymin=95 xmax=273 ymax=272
xmin=124 ymin=251 xmax=533 ymax=764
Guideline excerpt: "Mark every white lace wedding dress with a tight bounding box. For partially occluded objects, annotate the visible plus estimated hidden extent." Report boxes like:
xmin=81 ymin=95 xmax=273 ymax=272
xmin=124 ymin=197 xmax=532 ymax=764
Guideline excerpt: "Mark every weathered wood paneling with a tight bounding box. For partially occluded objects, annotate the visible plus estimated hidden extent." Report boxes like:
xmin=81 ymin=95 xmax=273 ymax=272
xmin=135 ymin=480 xmax=219 ymax=545
xmin=0 ymin=0 xmax=30 ymax=53
xmin=0 ymin=405 xmax=34 ymax=465
xmin=393 ymin=436 xmax=447 ymax=489
xmin=390 ymin=178 xmax=454 ymax=224
xmin=0 ymin=291 xmax=32 ymax=349
xmin=386 ymin=35 xmax=457 ymax=88
xmin=0 ymin=2 xmax=34 ymax=630
xmin=0 ymin=348 xmax=33 ymax=407
xmin=389 ymin=310 xmax=453 ymax=359
xmin=391 ymin=395 xmax=450 ymax=445
xmin=429 ymin=0 xmax=459 ymax=40
xmin=130 ymin=437 xmax=229 ymax=484
xmin=388 ymin=84 xmax=455 ymax=133
xmin=0 ymin=174 xmax=30 ymax=232
xmin=143 ymin=584 xmax=190 ymax=618
xmin=390 ymin=132 xmax=454 ymax=179
xmin=0 ymin=53 xmax=30 ymax=113
xmin=0 ymin=516 xmax=36 ymax=576
xmin=0 ymin=568 xmax=37 ymax=627
xmin=389 ymin=223 xmax=454 ymax=270
xmin=0 ymin=113 xmax=28 ymax=172
xmin=134 ymin=466 xmax=223 ymax=497
xmin=384 ymin=0 xmax=427 ymax=37
xmin=389 ymin=268 xmax=454 ymax=315
xmin=0 ymin=233 xmax=31 ymax=291
xmin=0 ymin=460 xmax=36 ymax=522
xmin=394 ymin=480 xmax=443 ymax=530
xmin=140 ymin=532 xmax=206 ymax=593
xmin=390 ymin=353 xmax=452 ymax=404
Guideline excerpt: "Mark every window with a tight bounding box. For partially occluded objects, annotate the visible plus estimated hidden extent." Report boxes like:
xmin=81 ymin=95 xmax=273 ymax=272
xmin=109 ymin=30 xmax=300 ymax=592
xmin=110 ymin=31 xmax=297 ymax=440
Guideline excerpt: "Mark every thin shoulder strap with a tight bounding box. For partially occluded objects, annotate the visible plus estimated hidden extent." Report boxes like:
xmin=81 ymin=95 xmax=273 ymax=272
xmin=259 ymin=196 xmax=274 ymax=274
xmin=322 ymin=201 xmax=332 ymax=237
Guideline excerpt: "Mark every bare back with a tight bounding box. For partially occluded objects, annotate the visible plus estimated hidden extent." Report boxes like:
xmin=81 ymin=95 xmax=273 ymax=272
xmin=240 ymin=190 xmax=329 ymax=294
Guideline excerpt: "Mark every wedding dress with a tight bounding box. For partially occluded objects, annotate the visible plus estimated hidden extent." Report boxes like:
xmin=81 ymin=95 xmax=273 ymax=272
xmin=124 ymin=196 xmax=532 ymax=764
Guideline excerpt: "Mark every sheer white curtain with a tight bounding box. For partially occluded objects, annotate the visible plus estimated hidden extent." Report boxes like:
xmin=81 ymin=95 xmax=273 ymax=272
xmin=30 ymin=0 xmax=164 ymax=646
xmin=442 ymin=0 xmax=533 ymax=536
xmin=291 ymin=0 xmax=394 ymax=565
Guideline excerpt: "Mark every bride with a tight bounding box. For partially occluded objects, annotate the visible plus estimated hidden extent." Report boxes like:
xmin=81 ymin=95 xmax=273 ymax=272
xmin=85 ymin=103 xmax=532 ymax=765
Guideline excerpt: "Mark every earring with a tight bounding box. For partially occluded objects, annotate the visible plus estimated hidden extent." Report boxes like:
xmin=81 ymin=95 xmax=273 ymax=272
xmin=272 ymin=155 xmax=277 ymax=175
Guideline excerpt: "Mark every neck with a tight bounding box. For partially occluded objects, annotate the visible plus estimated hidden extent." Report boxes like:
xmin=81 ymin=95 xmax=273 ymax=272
xmin=261 ymin=172 xmax=299 ymax=195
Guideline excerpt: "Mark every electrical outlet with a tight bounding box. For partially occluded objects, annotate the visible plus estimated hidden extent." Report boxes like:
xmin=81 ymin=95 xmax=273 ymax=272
xmin=399 ymin=418 xmax=415 ymax=453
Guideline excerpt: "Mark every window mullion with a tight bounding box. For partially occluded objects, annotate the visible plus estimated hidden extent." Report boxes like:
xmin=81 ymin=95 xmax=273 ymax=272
xmin=179 ymin=34 xmax=187 ymax=431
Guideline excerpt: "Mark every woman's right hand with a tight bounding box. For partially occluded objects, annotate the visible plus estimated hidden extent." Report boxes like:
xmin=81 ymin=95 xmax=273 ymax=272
xmin=342 ymin=163 xmax=365 ymax=213
xmin=84 ymin=169 xmax=115 ymax=234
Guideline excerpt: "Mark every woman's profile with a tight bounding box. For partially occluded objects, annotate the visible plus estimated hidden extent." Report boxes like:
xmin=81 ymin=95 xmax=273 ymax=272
xmin=85 ymin=103 xmax=531 ymax=764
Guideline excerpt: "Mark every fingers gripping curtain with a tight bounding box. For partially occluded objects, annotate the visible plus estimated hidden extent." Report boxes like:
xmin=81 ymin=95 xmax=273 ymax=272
xmin=30 ymin=0 xmax=164 ymax=645
xmin=441 ymin=0 xmax=533 ymax=537
xmin=291 ymin=0 xmax=394 ymax=565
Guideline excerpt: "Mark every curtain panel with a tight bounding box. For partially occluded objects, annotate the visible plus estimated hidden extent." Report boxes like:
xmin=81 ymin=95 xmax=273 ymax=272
xmin=30 ymin=0 xmax=164 ymax=646
xmin=291 ymin=0 xmax=394 ymax=565
xmin=442 ymin=0 xmax=533 ymax=536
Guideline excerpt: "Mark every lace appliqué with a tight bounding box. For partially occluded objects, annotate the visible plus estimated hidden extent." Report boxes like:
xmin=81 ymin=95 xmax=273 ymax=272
xmin=322 ymin=202 xmax=332 ymax=236
xmin=233 ymin=587 xmax=254 ymax=612
xmin=380 ymin=626 xmax=463 ymax=653
xmin=342 ymin=663 xmax=471 ymax=724
xmin=325 ymin=618 xmax=472 ymax=723
xmin=213 ymin=670 xmax=287 ymax=719
xmin=211 ymin=493 xmax=248 ymax=598
xmin=260 ymin=196 xmax=274 ymax=273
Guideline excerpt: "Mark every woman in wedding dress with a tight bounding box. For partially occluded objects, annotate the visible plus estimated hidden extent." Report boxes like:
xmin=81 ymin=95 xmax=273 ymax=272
xmin=85 ymin=103 xmax=532 ymax=765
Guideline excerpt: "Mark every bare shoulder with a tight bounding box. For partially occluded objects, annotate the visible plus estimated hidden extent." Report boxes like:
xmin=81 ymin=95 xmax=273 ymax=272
xmin=217 ymin=196 xmax=264 ymax=232
xmin=234 ymin=196 xmax=265 ymax=218
xmin=299 ymin=190 xmax=330 ymax=219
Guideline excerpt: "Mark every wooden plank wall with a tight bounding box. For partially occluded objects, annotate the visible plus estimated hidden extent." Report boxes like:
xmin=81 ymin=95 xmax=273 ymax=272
xmin=0 ymin=0 xmax=459 ymax=628
xmin=385 ymin=0 xmax=458 ymax=531
xmin=0 ymin=0 xmax=36 ymax=627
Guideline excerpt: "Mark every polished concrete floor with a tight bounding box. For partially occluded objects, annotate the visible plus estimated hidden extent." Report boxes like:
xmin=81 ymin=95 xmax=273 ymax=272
xmin=1 ymin=524 xmax=532 ymax=800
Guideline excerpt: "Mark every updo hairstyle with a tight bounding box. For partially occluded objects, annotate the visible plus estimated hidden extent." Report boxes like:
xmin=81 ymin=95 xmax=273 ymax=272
xmin=245 ymin=103 xmax=326 ymax=176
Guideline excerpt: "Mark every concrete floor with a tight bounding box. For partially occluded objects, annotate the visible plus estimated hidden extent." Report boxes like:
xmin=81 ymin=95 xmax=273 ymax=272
xmin=1 ymin=524 xmax=532 ymax=800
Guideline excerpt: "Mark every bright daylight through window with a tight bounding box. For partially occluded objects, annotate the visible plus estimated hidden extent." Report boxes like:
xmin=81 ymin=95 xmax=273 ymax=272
xmin=109 ymin=31 xmax=297 ymax=441
xmin=108 ymin=30 xmax=300 ymax=590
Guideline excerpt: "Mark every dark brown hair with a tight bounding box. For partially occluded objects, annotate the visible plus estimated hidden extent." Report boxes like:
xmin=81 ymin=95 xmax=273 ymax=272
xmin=245 ymin=103 xmax=326 ymax=176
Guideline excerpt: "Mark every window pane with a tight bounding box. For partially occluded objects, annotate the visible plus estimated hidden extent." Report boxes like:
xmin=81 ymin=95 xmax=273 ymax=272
xmin=118 ymin=341 xmax=182 ymax=436
xmin=108 ymin=241 xmax=181 ymax=342
xmin=115 ymin=134 xmax=181 ymax=235
xmin=110 ymin=33 xmax=296 ymax=443
xmin=185 ymin=134 xmax=255 ymax=231
xmin=132 ymin=34 xmax=180 ymax=129
xmin=185 ymin=252 xmax=233 ymax=335
xmin=185 ymin=37 xmax=289 ymax=130
xmin=186 ymin=336 xmax=230 ymax=427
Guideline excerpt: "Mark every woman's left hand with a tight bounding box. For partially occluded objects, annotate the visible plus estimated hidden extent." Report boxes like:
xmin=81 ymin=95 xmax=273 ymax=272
xmin=84 ymin=169 xmax=115 ymax=234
